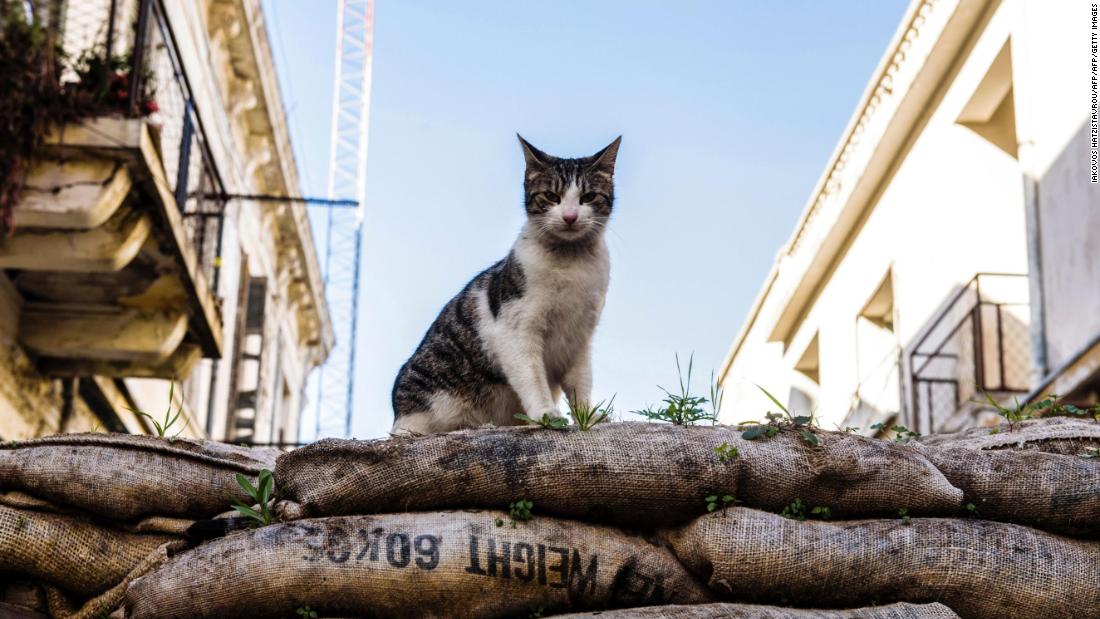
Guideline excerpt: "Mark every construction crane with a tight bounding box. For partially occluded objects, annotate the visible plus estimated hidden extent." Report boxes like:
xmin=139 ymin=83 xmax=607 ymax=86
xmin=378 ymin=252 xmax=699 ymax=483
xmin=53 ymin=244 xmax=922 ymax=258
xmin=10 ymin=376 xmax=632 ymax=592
xmin=310 ymin=0 xmax=374 ymax=440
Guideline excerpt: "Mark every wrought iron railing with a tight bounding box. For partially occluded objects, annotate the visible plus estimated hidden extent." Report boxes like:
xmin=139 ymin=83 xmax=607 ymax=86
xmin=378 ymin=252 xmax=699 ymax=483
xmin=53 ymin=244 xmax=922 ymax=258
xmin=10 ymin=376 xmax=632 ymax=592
xmin=906 ymin=273 xmax=1030 ymax=433
xmin=53 ymin=0 xmax=227 ymax=292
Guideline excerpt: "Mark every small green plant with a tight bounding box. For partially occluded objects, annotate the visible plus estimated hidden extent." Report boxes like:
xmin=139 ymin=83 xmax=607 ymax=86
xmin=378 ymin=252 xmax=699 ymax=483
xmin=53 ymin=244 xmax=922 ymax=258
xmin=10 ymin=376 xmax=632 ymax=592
xmin=127 ymin=380 xmax=184 ymax=438
xmin=507 ymin=499 xmax=534 ymax=527
xmin=740 ymin=422 xmax=780 ymax=440
xmin=989 ymin=427 xmax=1000 ymax=435
xmin=780 ymin=498 xmax=806 ymax=520
xmin=779 ymin=498 xmax=831 ymax=521
xmin=839 ymin=425 xmax=860 ymax=434
xmin=633 ymin=354 xmax=720 ymax=426
xmin=514 ymin=412 xmax=569 ymax=430
xmin=1081 ymin=448 xmax=1100 ymax=459
xmin=869 ymin=422 xmax=920 ymax=444
xmin=982 ymin=392 xmax=1032 ymax=428
xmin=296 ymin=606 xmax=319 ymax=619
xmin=741 ymin=384 xmax=818 ymax=446
xmin=705 ymin=494 xmax=738 ymax=512
xmin=529 ymin=606 xmax=545 ymax=619
xmin=567 ymin=395 xmax=615 ymax=431
xmin=494 ymin=517 xmax=505 ymax=527
xmin=964 ymin=502 xmax=980 ymax=517
xmin=898 ymin=507 xmax=911 ymax=525
xmin=232 ymin=469 xmax=274 ymax=527
xmin=714 ymin=441 xmax=739 ymax=462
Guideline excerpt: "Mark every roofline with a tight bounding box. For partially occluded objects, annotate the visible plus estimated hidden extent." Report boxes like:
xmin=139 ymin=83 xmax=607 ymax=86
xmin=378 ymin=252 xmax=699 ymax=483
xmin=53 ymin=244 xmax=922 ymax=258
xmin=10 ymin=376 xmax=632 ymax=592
xmin=720 ymin=0 xmax=932 ymax=381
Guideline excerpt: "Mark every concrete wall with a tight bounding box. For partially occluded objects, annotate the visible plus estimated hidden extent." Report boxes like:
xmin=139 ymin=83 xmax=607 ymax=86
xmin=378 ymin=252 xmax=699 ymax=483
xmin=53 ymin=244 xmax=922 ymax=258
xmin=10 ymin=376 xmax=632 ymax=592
xmin=1016 ymin=2 xmax=1100 ymax=374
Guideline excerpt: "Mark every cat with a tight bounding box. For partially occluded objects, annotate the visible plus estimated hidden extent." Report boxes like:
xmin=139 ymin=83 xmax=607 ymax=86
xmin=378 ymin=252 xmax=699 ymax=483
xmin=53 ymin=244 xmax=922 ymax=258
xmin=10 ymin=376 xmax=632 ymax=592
xmin=391 ymin=135 xmax=621 ymax=434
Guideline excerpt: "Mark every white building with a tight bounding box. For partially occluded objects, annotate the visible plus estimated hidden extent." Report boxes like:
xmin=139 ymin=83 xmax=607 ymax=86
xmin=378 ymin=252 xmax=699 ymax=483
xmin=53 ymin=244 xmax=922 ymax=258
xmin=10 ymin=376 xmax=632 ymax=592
xmin=0 ymin=0 xmax=333 ymax=443
xmin=719 ymin=0 xmax=1098 ymax=434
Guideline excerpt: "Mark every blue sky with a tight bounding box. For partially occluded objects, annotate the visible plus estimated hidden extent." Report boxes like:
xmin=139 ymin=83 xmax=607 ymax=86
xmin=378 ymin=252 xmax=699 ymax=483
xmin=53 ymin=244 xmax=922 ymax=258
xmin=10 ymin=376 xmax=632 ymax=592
xmin=262 ymin=0 xmax=910 ymax=440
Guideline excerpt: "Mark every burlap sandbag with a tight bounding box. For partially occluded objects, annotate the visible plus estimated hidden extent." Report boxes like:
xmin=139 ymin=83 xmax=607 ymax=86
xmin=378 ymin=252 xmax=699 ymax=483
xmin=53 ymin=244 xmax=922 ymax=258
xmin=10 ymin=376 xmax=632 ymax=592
xmin=126 ymin=510 xmax=715 ymax=619
xmin=916 ymin=416 xmax=1100 ymax=455
xmin=0 ymin=433 xmax=277 ymax=520
xmin=275 ymin=423 xmax=962 ymax=526
xmin=553 ymin=602 xmax=961 ymax=618
xmin=919 ymin=445 xmax=1100 ymax=537
xmin=662 ymin=507 xmax=1100 ymax=619
xmin=0 ymin=504 xmax=178 ymax=598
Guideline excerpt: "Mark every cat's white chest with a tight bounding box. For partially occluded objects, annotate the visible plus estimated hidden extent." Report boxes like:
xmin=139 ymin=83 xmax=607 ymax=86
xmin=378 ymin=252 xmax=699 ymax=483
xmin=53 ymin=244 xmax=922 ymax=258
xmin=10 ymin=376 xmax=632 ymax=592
xmin=519 ymin=244 xmax=609 ymax=376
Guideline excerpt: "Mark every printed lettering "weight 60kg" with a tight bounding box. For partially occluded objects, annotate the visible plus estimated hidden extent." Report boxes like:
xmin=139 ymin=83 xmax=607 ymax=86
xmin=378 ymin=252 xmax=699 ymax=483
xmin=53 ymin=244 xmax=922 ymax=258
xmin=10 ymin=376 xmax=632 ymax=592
xmin=302 ymin=525 xmax=441 ymax=569
xmin=125 ymin=512 xmax=715 ymax=619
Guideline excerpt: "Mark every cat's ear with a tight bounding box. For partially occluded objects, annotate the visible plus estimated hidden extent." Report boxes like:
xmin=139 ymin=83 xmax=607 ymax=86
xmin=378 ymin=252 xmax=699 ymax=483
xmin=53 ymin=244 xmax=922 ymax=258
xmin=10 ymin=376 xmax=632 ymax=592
xmin=517 ymin=134 xmax=551 ymax=170
xmin=588 ymin=136 xmax=622 ymax=174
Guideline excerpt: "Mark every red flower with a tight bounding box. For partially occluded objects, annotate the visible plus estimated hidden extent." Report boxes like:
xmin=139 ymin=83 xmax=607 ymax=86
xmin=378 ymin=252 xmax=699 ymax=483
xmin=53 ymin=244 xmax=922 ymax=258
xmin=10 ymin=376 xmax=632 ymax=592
xmin=142 ymin=99 xmax=159 ymax=114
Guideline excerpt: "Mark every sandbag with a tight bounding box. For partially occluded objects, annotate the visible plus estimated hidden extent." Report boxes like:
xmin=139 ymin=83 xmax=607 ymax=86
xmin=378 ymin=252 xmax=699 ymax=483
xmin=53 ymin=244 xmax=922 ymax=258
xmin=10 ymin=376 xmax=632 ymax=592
xmin=125 ymin=510 xmax=715 ymax=619
xmin=662 ymin=507 xmax=1100 ymax=619
xmin=275 ymin=423 xmax=963 ymax=526
xmin=0 ymin=433 xmax=277 ymax=520
xmin=920 ymin=445 xmax=1100 ymax=537
xmin=0 ymin=504 xmax=178 ymax=597
xmin=916 ymin=416 xmax=1100 ymax=455
xmin=553 ymin=602 xmax=961 ymax=618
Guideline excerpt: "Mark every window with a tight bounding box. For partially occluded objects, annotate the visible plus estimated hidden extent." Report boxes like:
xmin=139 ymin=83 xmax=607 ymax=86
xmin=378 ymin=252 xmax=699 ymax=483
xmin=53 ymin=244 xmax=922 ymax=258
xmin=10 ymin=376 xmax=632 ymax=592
xmin=957 ymin=40 xmax=1017 ymax=158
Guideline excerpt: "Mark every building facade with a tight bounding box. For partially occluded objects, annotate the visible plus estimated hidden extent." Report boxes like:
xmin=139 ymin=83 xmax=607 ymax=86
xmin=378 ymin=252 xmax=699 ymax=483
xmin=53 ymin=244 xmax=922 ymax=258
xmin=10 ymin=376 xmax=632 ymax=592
xmin=0 ymin=0 xmax=333 ymax=442
xmin=719 ymin=0 xmax=1098 ymax=434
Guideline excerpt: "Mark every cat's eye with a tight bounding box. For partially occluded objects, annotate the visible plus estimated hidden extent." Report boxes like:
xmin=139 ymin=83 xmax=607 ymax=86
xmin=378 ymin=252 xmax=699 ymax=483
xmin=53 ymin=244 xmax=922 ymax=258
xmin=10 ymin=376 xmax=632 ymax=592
xmin=538 ymin=192 xmax=560 ymax=204
xmin=580 ymin=192 xmax=602 ymax=204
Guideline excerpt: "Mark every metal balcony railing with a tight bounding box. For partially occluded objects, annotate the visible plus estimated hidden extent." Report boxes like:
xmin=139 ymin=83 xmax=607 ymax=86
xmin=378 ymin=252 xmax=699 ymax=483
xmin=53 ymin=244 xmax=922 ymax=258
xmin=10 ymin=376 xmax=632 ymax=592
xmin=54 ymin=0 xmax=227 ymax=291
xmin=906 ymin=273 xmax=1031 ymax=433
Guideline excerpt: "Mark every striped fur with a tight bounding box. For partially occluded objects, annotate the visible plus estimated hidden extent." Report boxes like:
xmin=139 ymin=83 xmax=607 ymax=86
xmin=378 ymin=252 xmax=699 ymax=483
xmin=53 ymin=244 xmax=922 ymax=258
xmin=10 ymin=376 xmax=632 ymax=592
xmin=391 ymin=136 xmax=621 ymax=434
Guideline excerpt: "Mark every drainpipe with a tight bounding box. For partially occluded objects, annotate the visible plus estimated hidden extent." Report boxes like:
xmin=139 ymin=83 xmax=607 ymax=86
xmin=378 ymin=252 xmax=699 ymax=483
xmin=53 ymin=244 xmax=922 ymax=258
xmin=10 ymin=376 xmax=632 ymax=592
xmin=1013 ymin=3 xmax=1048 ymax=387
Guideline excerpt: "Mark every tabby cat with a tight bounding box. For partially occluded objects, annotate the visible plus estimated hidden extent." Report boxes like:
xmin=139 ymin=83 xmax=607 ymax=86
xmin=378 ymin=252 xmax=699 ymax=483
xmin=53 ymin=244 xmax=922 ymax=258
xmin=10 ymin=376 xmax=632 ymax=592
xmin=391 ymin=135 xmax=621 ymax=434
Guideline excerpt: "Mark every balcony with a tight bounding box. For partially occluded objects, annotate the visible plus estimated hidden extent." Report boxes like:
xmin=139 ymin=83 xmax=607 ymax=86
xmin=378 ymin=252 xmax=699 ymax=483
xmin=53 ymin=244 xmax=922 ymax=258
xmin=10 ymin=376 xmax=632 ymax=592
xmin=906 ymin=273 xmax=1031 ymax=433
xmin=2 ymin=0 xmax=226 ymax=378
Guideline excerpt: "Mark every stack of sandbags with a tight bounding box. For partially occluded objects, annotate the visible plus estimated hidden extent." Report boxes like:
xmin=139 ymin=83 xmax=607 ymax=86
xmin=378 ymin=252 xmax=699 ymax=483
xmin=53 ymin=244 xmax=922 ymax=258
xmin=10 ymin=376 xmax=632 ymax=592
xmin=0 ymin=433 xmax=277 ymax=618
xmin=273 ymin=422 xmax=965 ymax=524
xmin=662 ymin=507 xmax=1100 ymax=619
xmin=912 ymin=417 xmax=1100 ymax=537
xmin=125 ymin=511 xmax=716 ymax=618
xmin=119 ymin=418 xmax=1100 ymax=618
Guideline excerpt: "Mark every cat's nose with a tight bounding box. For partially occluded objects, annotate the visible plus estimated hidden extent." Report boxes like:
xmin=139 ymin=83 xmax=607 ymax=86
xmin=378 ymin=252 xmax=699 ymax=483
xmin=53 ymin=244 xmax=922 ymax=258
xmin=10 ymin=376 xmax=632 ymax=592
xmin=562 ymin=210 xmax=579 ymax=226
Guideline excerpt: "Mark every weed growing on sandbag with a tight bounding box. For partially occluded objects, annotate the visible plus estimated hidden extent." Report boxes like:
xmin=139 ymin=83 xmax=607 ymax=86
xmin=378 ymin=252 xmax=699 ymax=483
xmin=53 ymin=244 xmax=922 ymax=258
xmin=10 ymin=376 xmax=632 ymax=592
xmin=779 ymin=499 xmax=831 ymax=521
xmin=740 ymin=385 xmax=819 ymax=447
xmin=713 ymin=441 xmax=739 ymax=461
xmin=870 ymin=422 xmax=920 ymax=444
xmin=705 ymin=495 xmax=738 ymax=512
xmin=515 ymin=412 xmax=570 ymax=429
xmin=504 ymin=499 xmax=535 ymax=527
xmin=963 ymin=502 xmax=979 ymax=517
xmin=125 ymin=381 xmax=185 ymax=438
xmin=898 ymin=507 xmax=911 ymax=524
xmin=296 ymin=606 xmax=318 ymax=618
xmin=568 ymin=396 xmax=616 ymax=431
xmin=232 ymin=469 xmax=274 ymax=526
xmin=634 ymin=354 xmax=721 ymax=426
xmin=1083 ymin=447 xmax=1100 ymax=458
xmin=980 ymin=391 xmax=1100 ymax=427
